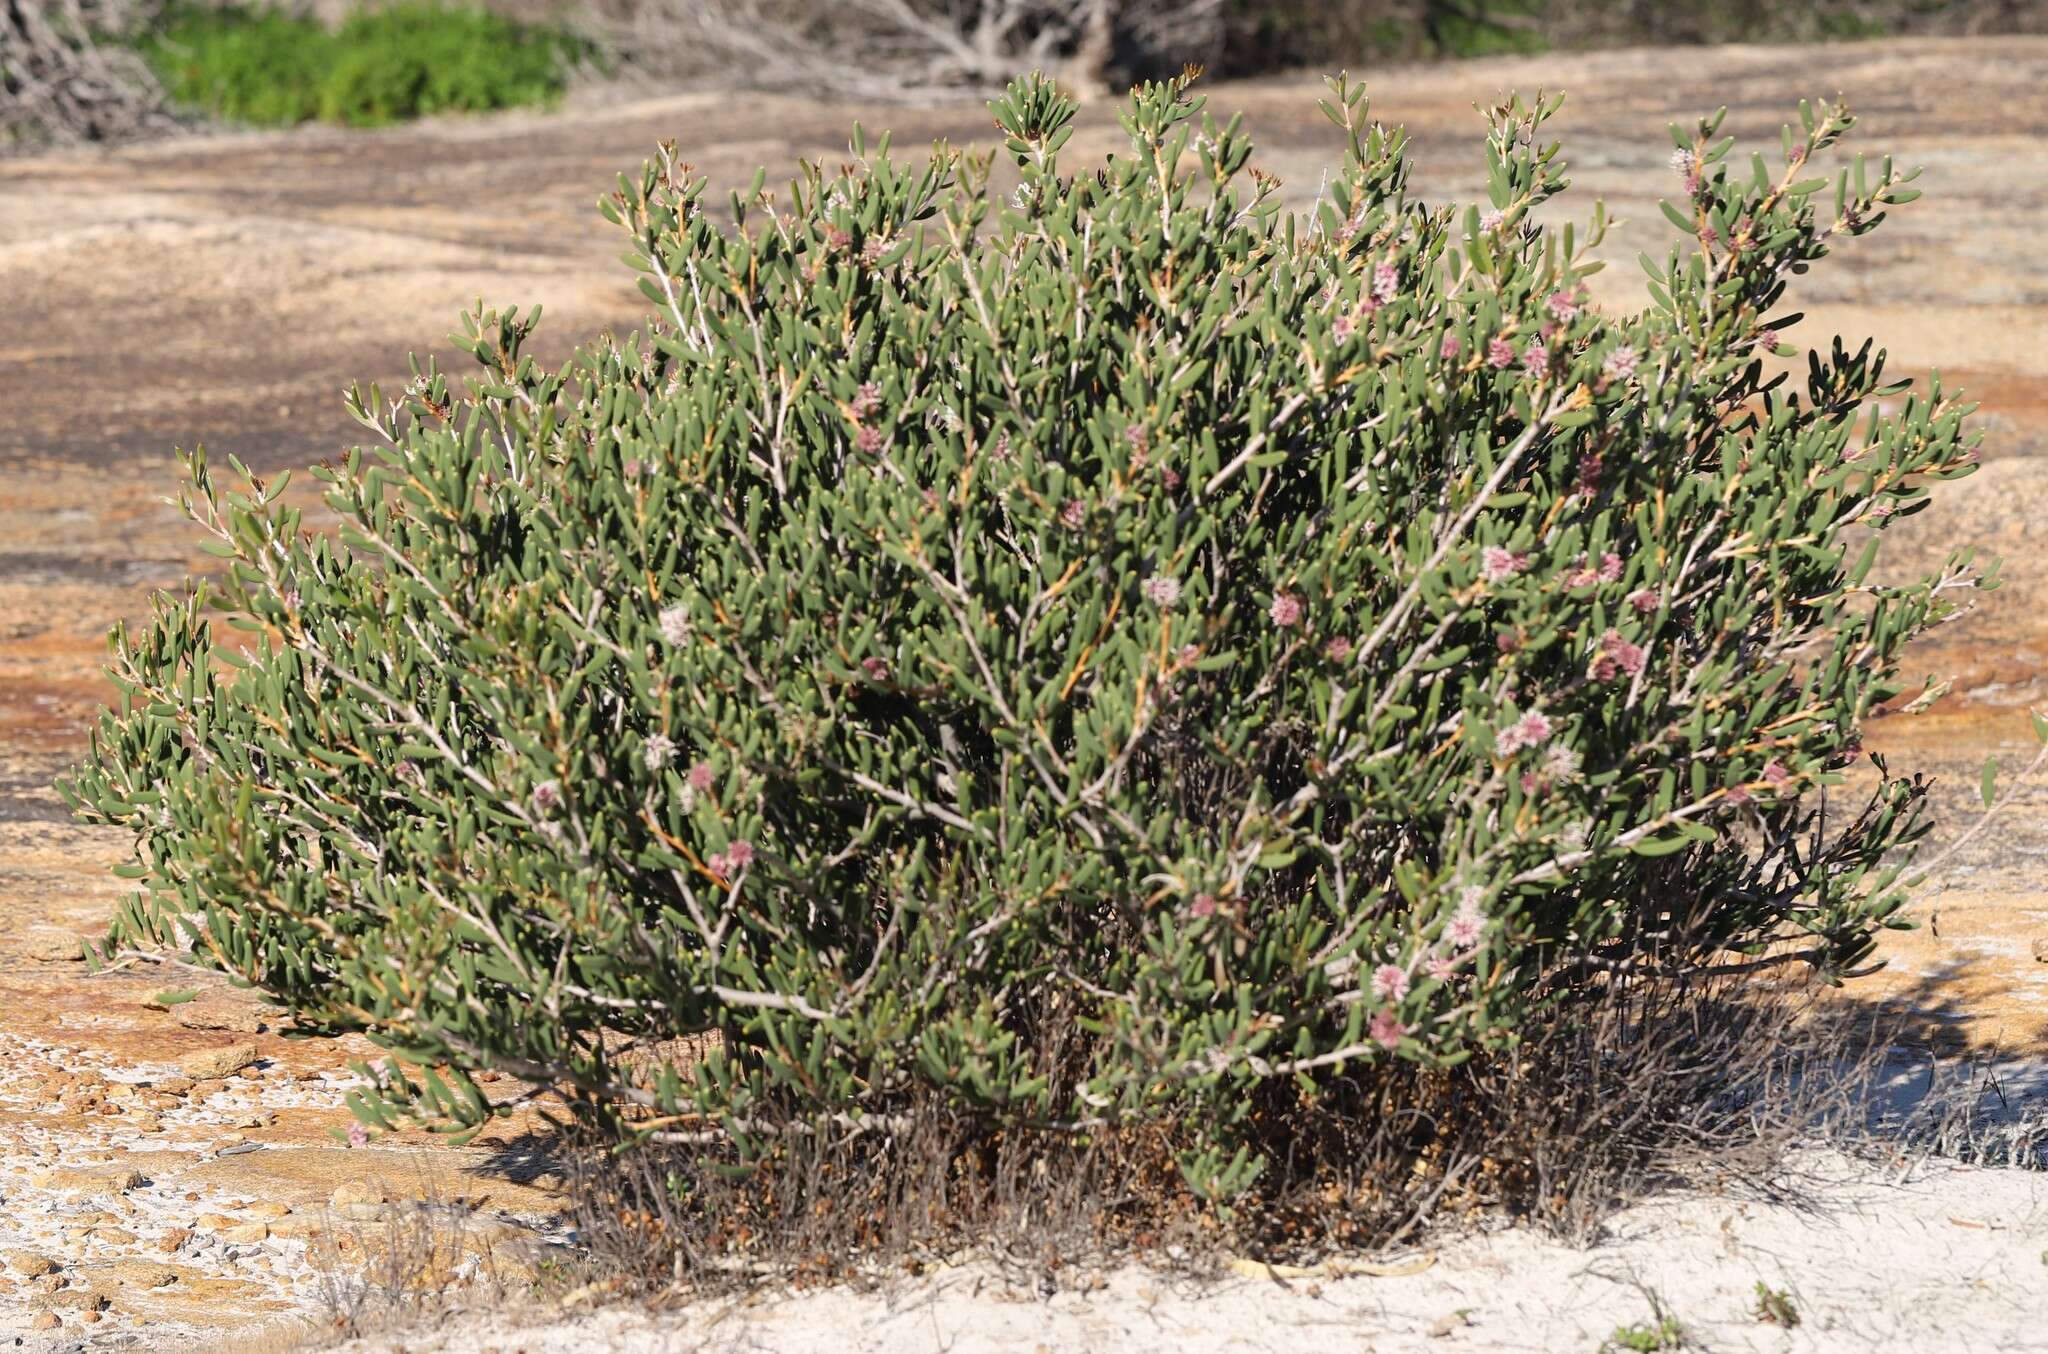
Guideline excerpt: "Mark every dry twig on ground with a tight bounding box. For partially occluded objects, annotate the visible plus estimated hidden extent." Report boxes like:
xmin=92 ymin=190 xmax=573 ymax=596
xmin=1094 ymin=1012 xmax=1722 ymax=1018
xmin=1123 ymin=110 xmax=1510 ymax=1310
xmin=1 ymin=0 xmax=179 ymax=150
xmin=586 ymin=0 xmax=1226 ymax=99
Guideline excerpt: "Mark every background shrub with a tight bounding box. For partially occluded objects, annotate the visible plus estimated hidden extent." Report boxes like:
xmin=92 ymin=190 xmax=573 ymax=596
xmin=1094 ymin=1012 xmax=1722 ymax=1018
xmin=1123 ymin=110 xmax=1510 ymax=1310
xmin=67 ymin=72 xmax=1984 ymax=1204
xmin=135 ymin=1 xmax=585 ymax=128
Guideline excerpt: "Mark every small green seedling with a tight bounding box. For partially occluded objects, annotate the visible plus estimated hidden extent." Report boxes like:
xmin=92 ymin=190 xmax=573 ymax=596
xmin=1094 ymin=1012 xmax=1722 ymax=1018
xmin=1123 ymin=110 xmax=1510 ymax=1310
xmin=1753 ymin=1280 xmax=1800 ymax=1327
xmin=1606 ymin=1315 xmax=1685 ymax=1352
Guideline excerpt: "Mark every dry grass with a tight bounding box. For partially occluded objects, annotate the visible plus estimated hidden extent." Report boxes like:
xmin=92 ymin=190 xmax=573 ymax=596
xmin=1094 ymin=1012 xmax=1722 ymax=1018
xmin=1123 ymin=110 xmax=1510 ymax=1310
xmin=541 ymin=969 xmax=1952 ymax=1304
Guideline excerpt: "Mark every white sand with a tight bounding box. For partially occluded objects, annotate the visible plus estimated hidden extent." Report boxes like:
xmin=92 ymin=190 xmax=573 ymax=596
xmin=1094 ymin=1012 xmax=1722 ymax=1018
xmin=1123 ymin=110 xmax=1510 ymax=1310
xmin=318 ymin=1150 xmax=2048 ymax=1354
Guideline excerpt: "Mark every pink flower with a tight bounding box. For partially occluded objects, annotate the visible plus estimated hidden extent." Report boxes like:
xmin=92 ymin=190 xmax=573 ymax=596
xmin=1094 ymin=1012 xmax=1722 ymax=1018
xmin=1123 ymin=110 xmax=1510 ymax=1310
xmin=1142 ymin=574 xmax=1181 ymax=608
xmin=622 ymin=458 xmax=643 ymax=479
xmin=643 ymin=733 xmax=675 ymax=771
xmin=1125 ymin=423 xmax=1151 ymax=454
xmin=1372 ymin=261 xmax=1399 ymax=304
xmin=1370 ymin=1010 xmax=1407 ymax=1051
xmin=1598 ymin=552 xmax=1624 ymax=583
xmin=1159 ymin=466 xmax=1182 ymax=492
xmin=1754 ymin=328 xmax=1779 ymax=351
xmin=1425 ymin=954 xmax=1457 ymax=982
xmin=1628 ymin=588 xmax=1660 ymax=613
xmin=1188 ymin=893 xmax=1217 ymax=918
xmin=1591 ymin=630 xmax=1646 ymax=682
xmin=1726 ymin=782 xmax=1753 ymax=806
xmin=1331 ymin=313 xmax=1357 ymax=343
xmin=1487 ymin=337 xmax=1516 ymax=369
xmin=850 ymin=382 xmax=883 ymax=419
xmin=1547 ymin=290 xmax=1580 ymax=322
xmin=1479 ymin=208 xmax=1505 ymax=233
xmin=531 ymin=780 xmax=562 ymax=814
xmin=861 ymin=655 xmax=890 ymax=681
xmin=1480 ymin=545 xmax=1522 ymax=582
xmin=1496 ymin=709 xmax=1553 ymax=756
xmin=1440 ymin=332 xmax=1463 ymax=361
xmin=1523 ymin=343 xmax=1550 ymax=380
xmin=1602 ymin=345 xmax=1640 ymax=381
xmin=1496 ymin=632 xmax=1522 ymax=654
xmin=1059 ymin=499 xmax=1087 ymax=530
xmin=1445 ymin=899 xmax=1485 ymax=950
xmin=1269 ymin=593 xmax=1303 ymax=628
xmin=1670 ymin=149 xmax=1701 ymax=195
xmin=855 ymin=424 xmax=886 ymax=455
xmin=658 ymin=605 xmax=691 ymax=647
xmin=1761 ymin=760 xmax=1792 ymax=788
xmin=1324 ymin=635 xmax=1354 ymax=663
xmin=346 ymin=1122 xmax=369 ymax=1149
xmin=687 ymin=761 xmax=716 ymax=794
xmin=822 ymin=224 xmax=851 ymax=253
xmin=722 ymin=839 xmax=755 ymax=872
xmin=1576 ymin=452 xmax=1604 ymax=496
xmin=1371 ymin=963 xmax=1410 ymax=1001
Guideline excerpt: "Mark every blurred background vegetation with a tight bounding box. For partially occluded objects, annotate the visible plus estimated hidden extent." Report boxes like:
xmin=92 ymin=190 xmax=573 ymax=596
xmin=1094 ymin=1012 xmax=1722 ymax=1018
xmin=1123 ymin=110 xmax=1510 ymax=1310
xmin=4 ymin=0 xmax=2044 ymax=148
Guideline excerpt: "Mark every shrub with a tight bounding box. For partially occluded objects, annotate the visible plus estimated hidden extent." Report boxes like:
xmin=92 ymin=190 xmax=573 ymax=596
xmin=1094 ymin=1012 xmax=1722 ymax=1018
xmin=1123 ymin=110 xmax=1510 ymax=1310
xmin=67 ymin=72 xmax=1983 ymax=1202
xmin=134 ymin=1 xmax=584 ymax=129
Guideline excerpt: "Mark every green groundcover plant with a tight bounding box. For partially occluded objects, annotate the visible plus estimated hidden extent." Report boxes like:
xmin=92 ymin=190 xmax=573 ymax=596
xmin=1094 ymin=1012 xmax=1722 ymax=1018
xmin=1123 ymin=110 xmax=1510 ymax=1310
xmin=67 ymin=72 xmax=1991 ymax=1198
xmin=135 ymin=1 xmax=584 ymax=128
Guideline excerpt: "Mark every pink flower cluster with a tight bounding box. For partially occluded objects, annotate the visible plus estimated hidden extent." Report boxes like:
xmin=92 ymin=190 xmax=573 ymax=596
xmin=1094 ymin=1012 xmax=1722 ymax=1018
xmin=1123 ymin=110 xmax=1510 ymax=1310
xmin=1487 ymin=337 xmax=1516 ymax=369
xmin=1142 ymin=574 xmax=1181 ymax=608
xmin=1575 ymin=451 xmax=1604 ymax=497
xmin=1372 ymin=261 xmax=1400 ymax=305
xmin=1523 ymin=343 xmax=1550 ymax=380
xmin=1440 ymin=332 xmax=1463 ymax=361
xmin=1546 ymin=290 xmax=1581 ymax=322
xmin=1627 ymin=588 xmax=1660 ymax=613
xmin=1269 ymin=592 xmax=1303 ymax=628
xmin=1670 ymin=148 xmax=1701 ymax=196
xmin=1370 ymin=1009 xmax=1407 ymax=1050
xmin=1371 ymin=963 xmax=1410 ymax=1001
xmin=1589 ymin=628 xmax=1647 ymax=682
xmin=1324 ymin=635 xmax=1354 ymax=663
xmin=1495 ymin=709 xmax=1554 ymax=756
xmin=708 ymin=839 xmax=755 ymax=877
xmin=1602 ymin=345 xmax=1640 ymax=382
xmin=1444 ymin=892 xmax=1487 ymax=950
xmin=1480 ymin=545 xmax=1525 ymax=582
xmin=1566 ymin=552 xmax=1625 ymax=588
xmin=1059 ymin=499 xmax=1087 ymax=530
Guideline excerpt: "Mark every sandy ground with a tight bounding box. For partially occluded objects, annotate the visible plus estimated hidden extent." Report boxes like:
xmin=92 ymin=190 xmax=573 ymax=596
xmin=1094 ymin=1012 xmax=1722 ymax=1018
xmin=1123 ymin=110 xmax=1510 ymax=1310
xmin=309 ymin=1149 xmax=2048 ymax=1354
xmin=3 ymin=33 xmax=2048 ymax=1351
